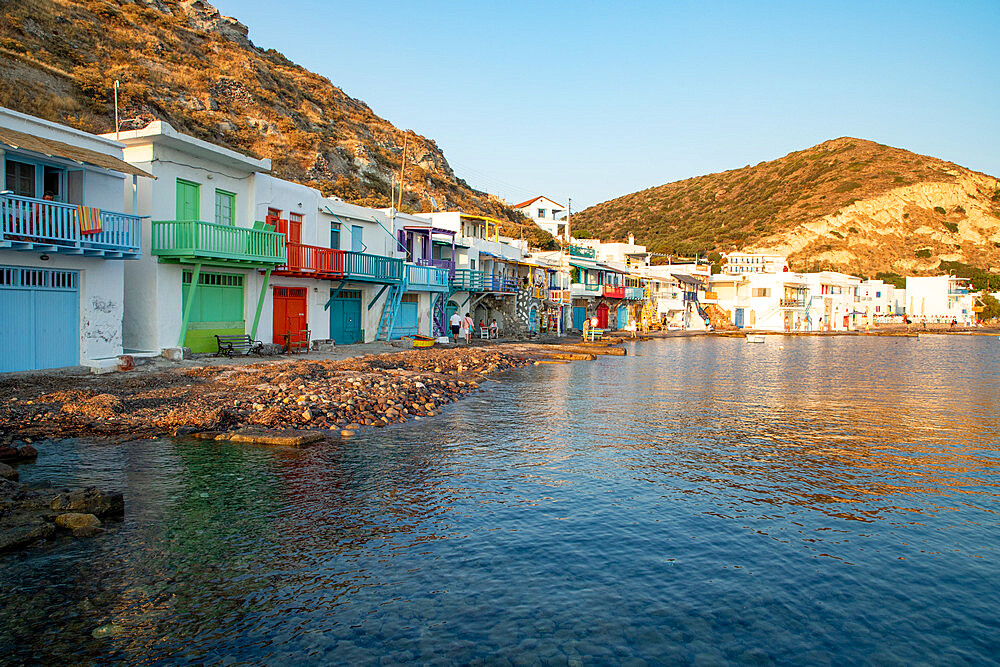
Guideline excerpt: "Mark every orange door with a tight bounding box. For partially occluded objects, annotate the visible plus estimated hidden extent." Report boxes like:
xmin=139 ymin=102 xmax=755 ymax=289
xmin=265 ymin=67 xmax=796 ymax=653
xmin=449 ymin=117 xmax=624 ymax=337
xmin=273 ymin=287 xmax=308 ymax=348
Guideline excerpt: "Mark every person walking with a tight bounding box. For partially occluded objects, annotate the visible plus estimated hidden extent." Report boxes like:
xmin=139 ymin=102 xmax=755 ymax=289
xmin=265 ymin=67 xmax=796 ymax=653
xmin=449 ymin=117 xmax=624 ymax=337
xmin=463 ymin=312 xmax=474 ymax=344
xmin=449 ymin=311 xmax=462 ymax=343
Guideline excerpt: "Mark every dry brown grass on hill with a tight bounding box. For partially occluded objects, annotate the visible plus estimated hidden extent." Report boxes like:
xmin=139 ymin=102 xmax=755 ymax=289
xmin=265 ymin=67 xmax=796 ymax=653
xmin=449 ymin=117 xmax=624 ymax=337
xmin=573 ymin=138 xmax=1000 ymax=276
xmin=0 ymin=0 xmax=553 ymax=246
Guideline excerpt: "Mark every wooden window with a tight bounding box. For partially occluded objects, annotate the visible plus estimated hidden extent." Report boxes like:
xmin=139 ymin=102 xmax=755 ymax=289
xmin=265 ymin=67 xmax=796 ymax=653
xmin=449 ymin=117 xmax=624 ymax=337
xmin=5 ymin=160 xmax=36 ymax=198
xmin=215 ymin=189 xmax=236 ymax=226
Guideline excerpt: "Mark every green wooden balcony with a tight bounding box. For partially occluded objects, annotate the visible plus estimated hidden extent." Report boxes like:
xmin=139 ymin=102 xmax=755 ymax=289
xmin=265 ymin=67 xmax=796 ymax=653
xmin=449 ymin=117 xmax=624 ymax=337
xmin=152 ymin=220 xmax=285 ymax=266
xmin=343 ymin=251 xmax=404 ymax=283
xmin=568 ymin=246 xmax=596 ymax=259
xmin=451 ymin=268 xmax=485 ymax=291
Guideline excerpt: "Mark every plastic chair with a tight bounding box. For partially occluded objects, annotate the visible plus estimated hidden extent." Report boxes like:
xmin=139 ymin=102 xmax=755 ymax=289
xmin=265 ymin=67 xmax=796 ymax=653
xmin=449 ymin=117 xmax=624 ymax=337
xmin=479 ymin=327 xmax=489 ymax=339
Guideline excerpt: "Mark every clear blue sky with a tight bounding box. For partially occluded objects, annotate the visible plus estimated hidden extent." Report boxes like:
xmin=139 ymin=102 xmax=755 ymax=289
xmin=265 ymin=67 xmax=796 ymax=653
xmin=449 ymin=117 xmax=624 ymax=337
xmin=213 ymin=0 xmax=999 ymax=210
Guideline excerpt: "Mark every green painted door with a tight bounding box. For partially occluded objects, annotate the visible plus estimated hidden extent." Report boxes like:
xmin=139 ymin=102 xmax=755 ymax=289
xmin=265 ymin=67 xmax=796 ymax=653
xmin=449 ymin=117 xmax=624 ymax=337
xmin=329 ymin=290 xmax=362 ymax=345
xmin=176 ymin=179 xmax=200 ymax=220
xmin=182 ymin=271 xmax=245 ymax=353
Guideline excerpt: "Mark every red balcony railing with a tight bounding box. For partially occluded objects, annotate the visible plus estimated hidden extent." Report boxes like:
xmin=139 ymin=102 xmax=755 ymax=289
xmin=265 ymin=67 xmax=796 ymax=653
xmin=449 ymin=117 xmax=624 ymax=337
xmin=603 ymin=285 xmax=625 ymax=299
xmin=275 ymin=242 xmax=344 ymax=279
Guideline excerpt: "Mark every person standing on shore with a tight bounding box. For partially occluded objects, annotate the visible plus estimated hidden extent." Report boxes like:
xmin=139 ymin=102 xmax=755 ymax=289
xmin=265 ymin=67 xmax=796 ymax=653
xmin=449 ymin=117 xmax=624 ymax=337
xmin=463 ymin=312 xmax=474 ymax=344
xmin=449 ymin=311 xmax=462 ymax=343
xmin=582 ymin=317 xmax=590 ymax=341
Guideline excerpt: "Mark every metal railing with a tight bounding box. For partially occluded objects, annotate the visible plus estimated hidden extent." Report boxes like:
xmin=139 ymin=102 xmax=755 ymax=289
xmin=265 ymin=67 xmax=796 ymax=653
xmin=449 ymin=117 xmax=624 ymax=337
xmin=152 ymin=219 xmax=285 ymax=264
xmin=624 ymin=287 xmax=645 ymax=300
xmin=568 ymin=246 xmax=596 ymax=258
xmin=2 ymin=193 xmax=141 ymax=256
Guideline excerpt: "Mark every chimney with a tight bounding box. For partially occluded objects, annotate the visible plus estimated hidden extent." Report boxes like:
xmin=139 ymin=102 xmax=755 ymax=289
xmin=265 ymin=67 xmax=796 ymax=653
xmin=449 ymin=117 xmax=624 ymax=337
xmin=628 ymin=232 xmax=635 ymax=246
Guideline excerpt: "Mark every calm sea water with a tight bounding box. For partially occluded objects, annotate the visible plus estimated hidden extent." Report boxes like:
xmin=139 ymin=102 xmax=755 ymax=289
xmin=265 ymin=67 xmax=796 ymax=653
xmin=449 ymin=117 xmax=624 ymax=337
xmin=2 ymin=336 xmax=999 ymax=665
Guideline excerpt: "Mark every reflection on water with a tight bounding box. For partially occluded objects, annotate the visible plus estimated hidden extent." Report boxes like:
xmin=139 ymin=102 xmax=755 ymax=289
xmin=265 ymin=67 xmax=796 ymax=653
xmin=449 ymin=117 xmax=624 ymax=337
xmin=2 ymin=336 xmax=999 ymax=664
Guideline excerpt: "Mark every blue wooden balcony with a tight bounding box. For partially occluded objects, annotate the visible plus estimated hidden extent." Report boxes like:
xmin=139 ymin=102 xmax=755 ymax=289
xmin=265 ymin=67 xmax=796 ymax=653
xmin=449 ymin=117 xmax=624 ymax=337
xmin=343 ymin=251 xmax=404 ymax=283
xmin=152 ymin=220 xmax=285 ymax=266
xmin=1 ymin=193 xmax=141 ymax=258
xmin=405 ymin=263 xmax=449 ymax=291
xmin=484 ymin=274 xmax=518 ymax=293
xmin=568 ymin=246 xmax=596 ymax=259
xmin=624 ymin=287 xmax=645 ymax=300
xmin=451 ymin=268 xmax=485 ymax=291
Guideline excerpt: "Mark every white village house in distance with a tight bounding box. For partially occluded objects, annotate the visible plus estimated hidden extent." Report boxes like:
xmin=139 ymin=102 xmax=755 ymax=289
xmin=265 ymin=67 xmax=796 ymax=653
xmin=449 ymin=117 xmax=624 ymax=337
xmin=514 ymin=196 xmax=566 ymax=240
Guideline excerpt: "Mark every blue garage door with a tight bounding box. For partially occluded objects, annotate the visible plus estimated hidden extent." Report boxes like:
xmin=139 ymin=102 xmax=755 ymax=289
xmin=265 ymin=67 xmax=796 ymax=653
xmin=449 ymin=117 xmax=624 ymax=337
xmin=394 ymin=294 xmax=419 ymax=338
xmin=617 ymin=304 xmax=628 ymax=329
xmin=0 ymin=266 xmax=79 ymax=372
xmin=329 ymin=290 xmax=363 ymax=345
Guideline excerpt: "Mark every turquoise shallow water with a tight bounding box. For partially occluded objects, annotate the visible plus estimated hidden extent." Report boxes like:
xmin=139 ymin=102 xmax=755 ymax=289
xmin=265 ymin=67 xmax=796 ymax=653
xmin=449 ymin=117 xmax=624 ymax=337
xmin=2 ymin=335 xmax=1000 ymax=665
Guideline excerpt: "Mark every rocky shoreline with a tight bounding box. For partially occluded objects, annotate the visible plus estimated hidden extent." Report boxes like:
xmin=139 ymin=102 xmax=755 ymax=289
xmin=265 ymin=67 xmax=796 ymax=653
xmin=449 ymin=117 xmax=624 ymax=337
xmin=0 ymin=346 xmax=544 ymax=445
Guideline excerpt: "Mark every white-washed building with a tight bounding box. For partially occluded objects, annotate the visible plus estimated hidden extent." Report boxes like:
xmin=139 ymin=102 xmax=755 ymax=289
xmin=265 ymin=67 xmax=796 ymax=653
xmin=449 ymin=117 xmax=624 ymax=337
xmin=513 ymin=195 xmax=566 ymax=240
xmin=112 ymin=121 xmax=283 ymax=354
xmin=1 ymin=107 xmax=150 ymax=372
xmin=904 ymin=276 xmax=974 ymax=325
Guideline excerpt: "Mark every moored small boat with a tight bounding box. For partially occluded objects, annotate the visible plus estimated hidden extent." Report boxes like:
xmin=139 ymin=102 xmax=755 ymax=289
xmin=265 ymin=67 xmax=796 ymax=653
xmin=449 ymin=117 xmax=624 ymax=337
xmin=746 ymin=334 xmax=766 ymax=343
xmin=409 ymin=334 xmax=436 ymax=348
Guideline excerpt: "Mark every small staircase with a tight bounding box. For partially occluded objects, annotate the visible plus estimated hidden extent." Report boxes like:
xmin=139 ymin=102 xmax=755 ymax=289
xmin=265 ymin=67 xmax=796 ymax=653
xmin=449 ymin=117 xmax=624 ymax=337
xmin=375 ymin=281 xmax=405 ymax=341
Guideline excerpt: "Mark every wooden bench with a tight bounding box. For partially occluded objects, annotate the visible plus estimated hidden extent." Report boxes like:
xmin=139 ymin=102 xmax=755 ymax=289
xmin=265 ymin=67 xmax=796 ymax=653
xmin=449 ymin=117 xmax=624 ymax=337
xmin=585 ymin=328 xmax=604 ymax=341
xmin=215 ymin=334 xmax=263 ymax=357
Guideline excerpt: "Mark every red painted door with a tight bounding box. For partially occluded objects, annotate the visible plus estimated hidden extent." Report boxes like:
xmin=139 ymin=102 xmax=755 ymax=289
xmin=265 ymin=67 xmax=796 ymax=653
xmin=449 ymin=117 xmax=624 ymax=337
xmin=596 ymin=303 xmax=609 ymax=329
xmin=288 ymin=212 xmax=302 ymax=244
xmin=273 ymin=287 xmax=308 ymax=349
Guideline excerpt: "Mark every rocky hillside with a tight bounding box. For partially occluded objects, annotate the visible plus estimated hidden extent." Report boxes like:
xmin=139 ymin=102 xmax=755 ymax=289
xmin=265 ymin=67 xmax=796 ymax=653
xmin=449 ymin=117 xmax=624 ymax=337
xmin=572 ymin=138 xmax=1000 ymax=276
xmin=0 ymin=0 xmax=551 ymax=243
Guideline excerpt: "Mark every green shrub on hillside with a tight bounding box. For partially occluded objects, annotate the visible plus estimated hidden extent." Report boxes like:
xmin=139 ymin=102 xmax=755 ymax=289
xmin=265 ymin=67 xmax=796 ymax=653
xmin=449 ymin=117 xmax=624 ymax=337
xmin=915 ymin=248 xmax=932 ymax=258
xmin=942 ymin=221 xmax=959 ymax=233
xmin=934 ymin=206 xmax=947 ymax=215
xmin=834 ymin=181 xmax=861 ymax=193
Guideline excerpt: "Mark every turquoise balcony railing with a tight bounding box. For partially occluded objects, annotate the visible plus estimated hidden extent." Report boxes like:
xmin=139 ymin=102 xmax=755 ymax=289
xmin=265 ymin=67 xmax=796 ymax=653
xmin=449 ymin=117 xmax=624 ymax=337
xmin=405 ymin=263 xmax=449 ymax=291
xmin=343 ymin=251 xmax=404 ymax=283
xmin=624 ymin=287 xmax=645 ymax=300
xmin=451 ymin=268 xmax=485 ymax=291
xmin=568 ymin=246 xmax=596 ymax=259
xmin=1 ymin=193 xmax=141 ymax=258
xmin=152 ymin=220 xmax=285 ymax=265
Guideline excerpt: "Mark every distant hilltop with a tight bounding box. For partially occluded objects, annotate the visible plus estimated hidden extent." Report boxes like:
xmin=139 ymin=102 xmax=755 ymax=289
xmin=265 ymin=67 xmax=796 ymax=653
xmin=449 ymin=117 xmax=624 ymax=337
xmin=0 ymin=0 xmax=550 ymax=243
xmin=572 ymin=138 xmax=1000 ymax=277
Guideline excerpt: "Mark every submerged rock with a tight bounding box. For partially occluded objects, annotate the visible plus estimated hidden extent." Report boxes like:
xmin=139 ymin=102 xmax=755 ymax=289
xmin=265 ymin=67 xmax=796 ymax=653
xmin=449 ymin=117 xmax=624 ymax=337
xmin=50 ymin=488 xmax=124 ymax=517
xmin=0 ymin=462 xmax=17 ymax=481
xmin=54 ymin=512 xmax=101 ymax=531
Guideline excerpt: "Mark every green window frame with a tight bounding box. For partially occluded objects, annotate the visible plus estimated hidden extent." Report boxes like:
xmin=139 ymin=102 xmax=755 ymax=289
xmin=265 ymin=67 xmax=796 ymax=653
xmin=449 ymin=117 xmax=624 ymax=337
xmin=214 ymin=189 xmax=236 ymax=226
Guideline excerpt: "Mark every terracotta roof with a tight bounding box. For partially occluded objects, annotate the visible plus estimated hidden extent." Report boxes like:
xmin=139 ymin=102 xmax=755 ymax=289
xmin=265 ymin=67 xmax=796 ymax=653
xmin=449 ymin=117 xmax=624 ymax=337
xmin=513 ymin=195 xmax=563 ymax=210
xmin=0 ymin=126 xmax=153 ymax=179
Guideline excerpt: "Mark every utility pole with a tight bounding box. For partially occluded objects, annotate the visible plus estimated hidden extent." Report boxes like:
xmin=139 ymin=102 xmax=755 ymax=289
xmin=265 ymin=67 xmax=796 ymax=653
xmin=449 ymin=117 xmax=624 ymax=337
xmin=396 ymin=132 xmax=409 ymax=212
xmin=566 ymin=197 xmax=571 ymax=244
xmin=114 ymin=80 xmax=120 ymax=140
